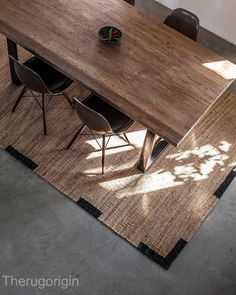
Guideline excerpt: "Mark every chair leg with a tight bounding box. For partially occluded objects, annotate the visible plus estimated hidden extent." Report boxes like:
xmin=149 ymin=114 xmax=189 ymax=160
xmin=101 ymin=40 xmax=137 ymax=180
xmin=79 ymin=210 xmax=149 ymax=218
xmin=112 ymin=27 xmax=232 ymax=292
xmin=102 ymin=134 xmax=106 ymax=174
xmin=66 ymin=124 xmax=86 ymax=149
xmin=42 ymin=94 xmax=47 ymax=135
xmin=123 ymin=133 xmax=130 ymax=144
xmin=12 ymin=86 xmax=27 ymax=112
xmin=62 ymin=91 xmax=73 ymax=107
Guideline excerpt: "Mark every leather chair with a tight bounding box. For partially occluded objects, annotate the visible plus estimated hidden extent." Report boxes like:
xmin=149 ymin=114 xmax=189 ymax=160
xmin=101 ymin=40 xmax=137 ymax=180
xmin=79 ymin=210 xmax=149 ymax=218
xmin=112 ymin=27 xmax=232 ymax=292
xmin=66 ymin=93 xmax=134 ymax=174
xmin=10 ymin=56 xmax=73 ymax=135
xmin=164 ymin=8 xmax=200 ymax=41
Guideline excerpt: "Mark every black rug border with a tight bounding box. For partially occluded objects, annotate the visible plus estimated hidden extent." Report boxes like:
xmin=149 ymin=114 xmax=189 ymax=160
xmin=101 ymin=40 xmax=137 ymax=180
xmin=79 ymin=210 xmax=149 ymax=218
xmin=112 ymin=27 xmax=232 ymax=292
xmin=138 ymin=239 xmax=188 ymax=269
xmin=5 ymin=145 xmax=38 ymax=170
xmin=77 ymin=197 xmax=103 ymax=219
xmin=214 ymin=168 xmax=236 ymax=198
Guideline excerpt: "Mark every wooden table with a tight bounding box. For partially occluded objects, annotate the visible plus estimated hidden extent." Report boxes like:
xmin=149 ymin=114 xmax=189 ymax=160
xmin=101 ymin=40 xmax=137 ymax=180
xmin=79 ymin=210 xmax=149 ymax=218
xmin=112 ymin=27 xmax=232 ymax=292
xmin=0 ymin=0 xmax=235 ymax=172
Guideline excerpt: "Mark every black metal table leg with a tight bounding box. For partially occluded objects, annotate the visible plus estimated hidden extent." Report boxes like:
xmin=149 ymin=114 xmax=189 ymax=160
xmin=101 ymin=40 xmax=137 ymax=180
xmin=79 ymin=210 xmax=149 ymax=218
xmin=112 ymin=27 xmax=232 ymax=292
xmin=6 ymin=38 xmax=21 ymax=85
xmin=137 ymin=129 xmax=169 ymax=173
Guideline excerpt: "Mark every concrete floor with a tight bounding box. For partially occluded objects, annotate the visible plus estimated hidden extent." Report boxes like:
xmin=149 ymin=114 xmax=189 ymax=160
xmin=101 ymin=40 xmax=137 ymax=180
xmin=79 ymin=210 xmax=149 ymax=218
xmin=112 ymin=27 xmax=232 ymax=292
xmin=0 ymin=148 xmax=236 ymax=295
xmin=0 ymin=1 xmax=236 ymax=294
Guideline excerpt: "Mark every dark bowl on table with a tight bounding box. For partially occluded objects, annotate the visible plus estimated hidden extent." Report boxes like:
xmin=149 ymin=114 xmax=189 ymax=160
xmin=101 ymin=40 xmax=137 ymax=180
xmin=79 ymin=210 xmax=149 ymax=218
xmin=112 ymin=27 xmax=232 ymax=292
xmin=98 ymin=26 xmax=122 ymax=44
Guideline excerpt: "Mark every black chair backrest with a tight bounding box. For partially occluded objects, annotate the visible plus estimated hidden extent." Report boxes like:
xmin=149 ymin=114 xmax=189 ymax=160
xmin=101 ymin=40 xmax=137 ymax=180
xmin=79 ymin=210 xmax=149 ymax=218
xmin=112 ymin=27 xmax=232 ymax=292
xmin=73 ymin=98 xmax=113 ymax=134
xmin=10 ymin=56 xmax=49 ymax=94
xmin=164 ymin=8 xmax=199 ymax=41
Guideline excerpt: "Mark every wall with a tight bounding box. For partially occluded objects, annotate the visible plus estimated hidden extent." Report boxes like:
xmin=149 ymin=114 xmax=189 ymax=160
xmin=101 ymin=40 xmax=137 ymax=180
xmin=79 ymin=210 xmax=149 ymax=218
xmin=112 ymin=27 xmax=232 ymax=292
xmin=157 ymin=0 xmax=236 ymax=45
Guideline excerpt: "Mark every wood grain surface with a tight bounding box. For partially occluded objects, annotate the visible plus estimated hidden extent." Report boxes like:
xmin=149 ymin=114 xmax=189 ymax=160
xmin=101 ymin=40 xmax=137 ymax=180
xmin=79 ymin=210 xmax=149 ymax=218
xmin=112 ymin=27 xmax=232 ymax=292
xmin=0 ymin=0 xmax=235 ymax=146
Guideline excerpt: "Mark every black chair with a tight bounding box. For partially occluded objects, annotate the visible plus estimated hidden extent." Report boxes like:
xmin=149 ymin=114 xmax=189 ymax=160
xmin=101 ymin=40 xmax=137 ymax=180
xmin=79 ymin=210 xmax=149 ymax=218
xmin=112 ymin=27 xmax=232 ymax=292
xmin=10 ymin=56 xmax=73 ymax=135
xmin=164 ymin=8 xmax=199 ymax=41
xmin=66 ymin=93 xmax=134 ymax=174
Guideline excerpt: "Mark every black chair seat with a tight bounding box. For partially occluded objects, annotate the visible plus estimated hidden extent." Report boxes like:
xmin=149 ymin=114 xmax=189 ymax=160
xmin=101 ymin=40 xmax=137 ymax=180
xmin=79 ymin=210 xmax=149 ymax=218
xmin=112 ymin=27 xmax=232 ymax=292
xmin=83 ymin=94 xmax=134 ymax=133
xmin=24 ymin=57 xmax=72 ymax=93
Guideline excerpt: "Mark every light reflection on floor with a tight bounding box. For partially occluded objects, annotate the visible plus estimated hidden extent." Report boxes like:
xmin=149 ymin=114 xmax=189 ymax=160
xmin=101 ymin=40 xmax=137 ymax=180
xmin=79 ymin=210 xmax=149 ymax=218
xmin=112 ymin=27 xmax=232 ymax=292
xmin=98 ymin=140 xmax=232 ymax=199
xmin=229 ymin=161 xmax=236 ymax=168
xmin=73 ymin=129 xmax=145 ymax=174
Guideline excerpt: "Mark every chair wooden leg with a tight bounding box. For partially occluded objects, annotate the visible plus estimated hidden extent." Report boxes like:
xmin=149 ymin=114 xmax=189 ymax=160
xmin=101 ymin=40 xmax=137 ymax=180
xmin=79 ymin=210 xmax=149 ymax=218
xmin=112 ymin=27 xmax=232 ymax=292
xmin=42 ymin=94 xmax=47 ymax=135
xmin=102 ymin=134 xmax=106 ymax=174
xmin=62 ymin=91 xmax=73 ymax=107
xmin=12 ymin=86 xmax=27 ymax=112
xmin=66 ymin=124 xmax=86 ymax=149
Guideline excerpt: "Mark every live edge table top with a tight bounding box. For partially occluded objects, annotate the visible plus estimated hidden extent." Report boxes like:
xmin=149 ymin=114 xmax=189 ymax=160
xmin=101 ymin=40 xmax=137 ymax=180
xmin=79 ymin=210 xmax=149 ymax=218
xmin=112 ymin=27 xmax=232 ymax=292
xmin=0 ymin=0 xmax=235 ymax=145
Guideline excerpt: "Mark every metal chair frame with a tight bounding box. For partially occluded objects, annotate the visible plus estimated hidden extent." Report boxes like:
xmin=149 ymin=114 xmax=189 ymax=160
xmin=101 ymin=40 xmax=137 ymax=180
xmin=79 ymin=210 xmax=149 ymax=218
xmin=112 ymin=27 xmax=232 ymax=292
xmin=66 ymin=96 xmax=134 ymax=174
xmin=10 ymin=56 xmax=72 ymax=135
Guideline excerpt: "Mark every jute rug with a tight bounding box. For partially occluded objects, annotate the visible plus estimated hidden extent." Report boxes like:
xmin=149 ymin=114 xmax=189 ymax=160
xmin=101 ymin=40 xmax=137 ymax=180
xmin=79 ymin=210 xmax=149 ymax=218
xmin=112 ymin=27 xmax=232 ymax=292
xmin=0 ymin=35 xmax=235 ymax=269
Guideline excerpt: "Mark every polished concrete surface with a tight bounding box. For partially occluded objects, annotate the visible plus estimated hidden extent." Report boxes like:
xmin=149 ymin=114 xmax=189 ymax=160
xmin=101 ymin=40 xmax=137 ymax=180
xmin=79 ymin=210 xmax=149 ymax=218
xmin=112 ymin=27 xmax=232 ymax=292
xmin=0 ymin=1 xmax=236 ymax=294
xmin=0 ymin=149 xmax=236 ymax=295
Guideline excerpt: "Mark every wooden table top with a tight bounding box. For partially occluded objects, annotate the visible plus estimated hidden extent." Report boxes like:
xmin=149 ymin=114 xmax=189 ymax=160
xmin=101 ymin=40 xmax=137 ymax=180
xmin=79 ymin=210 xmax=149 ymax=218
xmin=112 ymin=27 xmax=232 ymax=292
xmin=0 ymin=0 xmax=235 ymax=145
